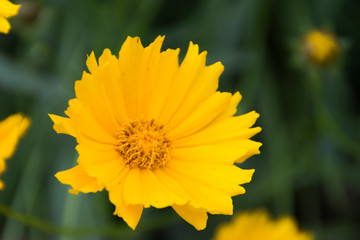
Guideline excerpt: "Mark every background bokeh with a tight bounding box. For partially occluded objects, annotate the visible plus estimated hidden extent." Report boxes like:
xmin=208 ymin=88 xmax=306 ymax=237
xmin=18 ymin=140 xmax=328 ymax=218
xmin=0 ymin=0 xmax=359 ymax=239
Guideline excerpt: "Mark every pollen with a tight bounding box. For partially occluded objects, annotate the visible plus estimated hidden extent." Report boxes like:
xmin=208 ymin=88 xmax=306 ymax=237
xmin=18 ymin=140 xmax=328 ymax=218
xmin=116 ymin=119 xmax=172 ymax=169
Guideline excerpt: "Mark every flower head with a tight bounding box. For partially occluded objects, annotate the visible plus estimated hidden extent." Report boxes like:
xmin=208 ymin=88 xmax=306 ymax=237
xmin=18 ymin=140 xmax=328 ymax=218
xmin=303 ymin=30 xmax=339 ymax=64
xmin=0 ymin=113 xmax=30 ymax=189
xmin=49 ymin=36 xmax=261 ymax=230
xmin=213 ymin=210 xmax=314 ymax=240
xmin=0 ymin=0 xmax=21 ymax=34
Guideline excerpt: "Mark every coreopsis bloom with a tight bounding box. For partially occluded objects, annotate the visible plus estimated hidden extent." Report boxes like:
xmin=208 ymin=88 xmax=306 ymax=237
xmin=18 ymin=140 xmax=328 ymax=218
xmin=213 ymin=210 xmax=314 ymax=240
xmin=0 ymin=0 xmax=21 ymax=34
xmin=303 ymin=30 xmax=339 ymax=64
xmin=0 ymin=113 xmax=30 ymax=189
xmin=49 ymin=36 xmax=261 ymax=230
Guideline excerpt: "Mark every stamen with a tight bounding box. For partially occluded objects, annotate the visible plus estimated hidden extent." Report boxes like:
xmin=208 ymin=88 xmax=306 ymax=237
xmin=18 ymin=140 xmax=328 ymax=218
xmin=116 ymin=119 xmax=172 ymax=169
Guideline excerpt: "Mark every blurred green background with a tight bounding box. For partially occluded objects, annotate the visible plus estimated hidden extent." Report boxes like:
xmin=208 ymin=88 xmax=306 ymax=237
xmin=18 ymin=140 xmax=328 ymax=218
xmin=0 ymin=0 xmax=359 ymax=239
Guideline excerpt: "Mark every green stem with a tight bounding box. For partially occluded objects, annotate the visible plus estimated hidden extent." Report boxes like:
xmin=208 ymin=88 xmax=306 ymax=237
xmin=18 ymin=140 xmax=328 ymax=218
xmin=307 ymin=67 xmax=360 ymax=161
xmin=59 ymin=193 xmax=82 ymax=240
xmin=0 ymin=203 xmax=178 ymax=238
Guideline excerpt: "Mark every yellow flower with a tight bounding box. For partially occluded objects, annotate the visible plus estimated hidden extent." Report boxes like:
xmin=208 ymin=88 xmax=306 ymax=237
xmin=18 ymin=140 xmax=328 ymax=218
xmin=213 ymin=210 xmax=314 ymax=240
xmin=303 ymin=30 xmax=339 ymax=64
xmin=0 ymin=0 xmax=21 ymax=34
xmin=49 ymin=36 xmax=261 ymax=230
xmin=0 ymin=113 xmax=30 ymax=189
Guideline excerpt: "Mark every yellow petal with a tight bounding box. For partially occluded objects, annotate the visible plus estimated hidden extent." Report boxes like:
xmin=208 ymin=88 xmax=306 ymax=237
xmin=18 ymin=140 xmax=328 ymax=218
xmin=141 ymin=169 xmax=188 ymax=208
xmin=173 ymin=204 xmax=208 ymax=230
xmin=65 ymin=99 xmax=117 ymax=144
xmin=0 ymin=158 xmax=5 ymax=190
xmin=163 ymin=166 xmax=233 ymax=215
xmin=75 ymin=69 xmax=120 ymax=135
xmin=108 ymin=173 xmax=143 ymax=230
xmin=118 ymin=36 xmax=144 ymax=119
xmin=98 ymin=48 xmax=113 ymax=66
xmin=0 ymin=114 xmax=30 ymax=159
xmin=152 ymin=167 xmax=192 ymax=201
xmin=159 ymin=42 xmax=207 ymax=122
xmin=172 ymin=138 xmax=261 ymax=165
xmin=86 ymin=51 xmax=98 ymax=74
xmin=145 ymin=48 xmax=180 ymax=120
xmin=95 ymin=52 xmax=129 ymax=123
xmin=0 ymin=17 xmax=10 ymax=34
xmin=48 ymin=114 xmax=77 ymax=137
xmin=171 ymin=140 xmax=248 ymax=164
xmin=75 ymin=133 xmax=116 ymax=151
xmin=0 ymin=114 xmax=29 ymax=190
xmin=213 ymin=91 xmax=242 ymax=122
xmin=0 ymin=0 xmax=21 ymax=18
xmin=234 ymin=140 xmax=262 ymax=164
xmin=167 ymin=61 xmax=224 ymax=127
xmin=176 ymin=111 xmax=261 ymax=147
xmin=117 ymin=203 xmax=143 ymax=230
xmin=213 ymin=210 xmax=314 ymax=240
xmin=135 ymin=36 xmax=165 ymax=117
xmin=123 ymin=168 xmax=148 ymax=207
xmin=0 ymin=158 xmax=5 ymax=174
xmin=75 ymin=143 xmax=123 ymax=185
xmin=170 ymin=92 xmax=232 ymax=138
xmin=55 ymin=165 xmax=104 ymax=194
xmin=167 ymin=159 xmax=253 ymax=196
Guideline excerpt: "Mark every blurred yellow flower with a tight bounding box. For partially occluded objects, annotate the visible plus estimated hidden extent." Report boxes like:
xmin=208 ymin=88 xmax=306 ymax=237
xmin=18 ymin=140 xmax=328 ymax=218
xmin=304 ymin=30 xmax=339 ymax=64
xmin=0 ymin=0 xmax=21 ymax=34
xmin=0 ymin=113 xmax=30 ymax=190
xmin=49 ymin=36 xmax=261 ymax=230
xmin=213 ymin=210 xmax=314 ymax=240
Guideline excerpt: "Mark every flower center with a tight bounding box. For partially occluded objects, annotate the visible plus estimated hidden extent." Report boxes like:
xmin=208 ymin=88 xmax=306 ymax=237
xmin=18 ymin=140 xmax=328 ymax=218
xmin=116 ymin=119 xmax=172 ymax=169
